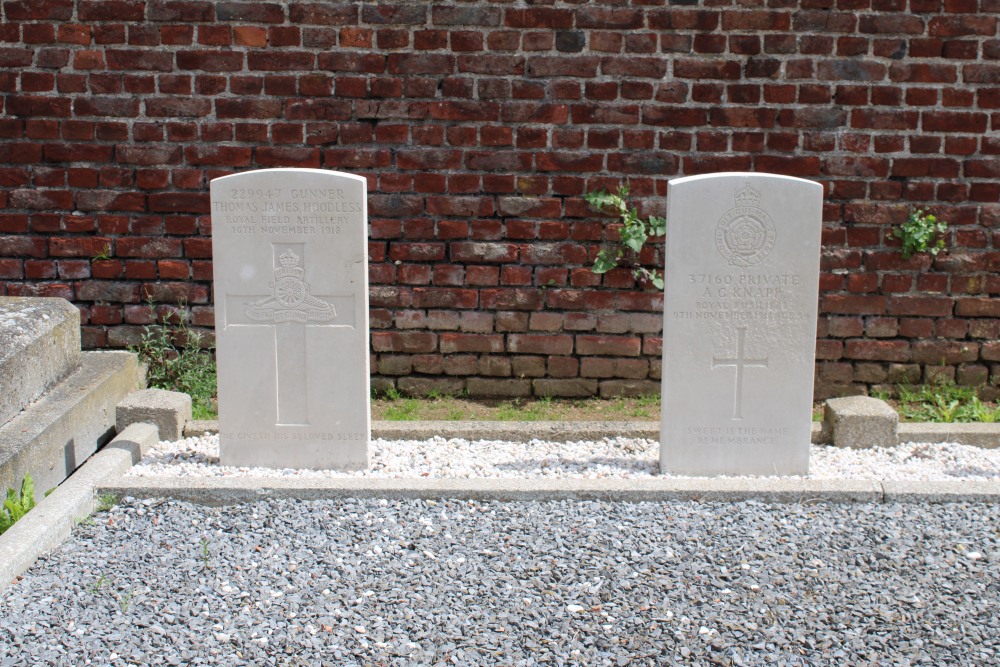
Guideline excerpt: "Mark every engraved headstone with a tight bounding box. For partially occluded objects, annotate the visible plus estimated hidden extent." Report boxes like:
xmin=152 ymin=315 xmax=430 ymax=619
xmin=211 ymin=168 xmax=369 ymax=469
xmin=660 ymin=172 xmax=823 ymax=476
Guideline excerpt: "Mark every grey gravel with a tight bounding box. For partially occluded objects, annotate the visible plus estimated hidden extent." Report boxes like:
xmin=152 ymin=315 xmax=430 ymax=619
xmin=2 ymin=497 xmax=998 ymax=666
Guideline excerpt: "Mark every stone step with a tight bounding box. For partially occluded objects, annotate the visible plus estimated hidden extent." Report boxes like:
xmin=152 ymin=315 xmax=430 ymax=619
xmin=0 ymin=351 xmax=140 ymax=501
xmin=0 ymin=297 xmax=81 ymax=427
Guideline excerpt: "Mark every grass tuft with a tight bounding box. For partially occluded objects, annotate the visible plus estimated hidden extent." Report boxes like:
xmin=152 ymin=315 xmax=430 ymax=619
xmin=130 ymin=302 xmax=217 ymax=420
xmin=894 ymin=383 xmax=1000 ymax=423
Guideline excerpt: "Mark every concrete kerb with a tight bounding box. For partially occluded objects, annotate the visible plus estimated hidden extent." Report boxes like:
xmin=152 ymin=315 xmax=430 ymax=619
xmin=153 ymin=416 xmax=1000 ymax=505
xmin=5 ymin=416 xmax=1000 ymax=593
xmin=98 ymin=476 xmax=886 ymax=506
xmin=0 ymin=423 xmax=159 ymax=594
xmin=182 ymin=418 xmax=1000 ymax=449
xmin=184 ymin=420 xmax=831 ymax=444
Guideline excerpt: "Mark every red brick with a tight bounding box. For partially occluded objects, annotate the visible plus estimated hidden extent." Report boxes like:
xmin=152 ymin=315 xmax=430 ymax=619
xmin=527 ymin=56 xmax=600 ymax=78
xmin=575 ymin=335 xmax=642 ymax=357
xmin=505 ymin=8 xmax=574 ymax=29
xmin=912 ymin=340 xmax=979 ymax=364
xmin=412 ymin=287 xmax=478 ymax=309
xmin=6 ymin=96 xmax=71 ymax=118
xmin=439 ymin=333 xmax=504 ymax=354
xmin=844 ymin=340 xmax=911 ymax=362
xmin=5 ymin=0 xmax=74 ymax=19
xmin=930 ymin=15 xmax=997 ymax=36
xmin=508 ymin=334 xmax=573 ymax=355
xmin=823 ymin=295 xmax=888 ymax=315
xmin=955 ymin=298 xmax=1000 ymax=317
xmin=79 ymin=0 xmax=145 ymax=21
xmin=177 ymin=51 xmax=244 ymax=72
xmin=480 ymin=288 xmax=544 ymax=310
xmin=0 ymin=259 xmax=23 ymax=279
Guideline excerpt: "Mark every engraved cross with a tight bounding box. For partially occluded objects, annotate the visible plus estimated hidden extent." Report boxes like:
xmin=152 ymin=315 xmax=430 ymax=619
xmin=711 ymin=326 xmax=768 ymax=420
xmin=224 ymin=243 xmax=355 ymax=426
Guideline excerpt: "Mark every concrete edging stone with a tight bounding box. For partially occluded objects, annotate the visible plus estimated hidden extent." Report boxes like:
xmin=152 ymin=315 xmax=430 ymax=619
xmin=184 ymin=420 xmax=832 ymax=444
xmin=0 ymin=423 xmax=159 ymax=594
xmin=5 ymin=417 xmax=1000 ymax=590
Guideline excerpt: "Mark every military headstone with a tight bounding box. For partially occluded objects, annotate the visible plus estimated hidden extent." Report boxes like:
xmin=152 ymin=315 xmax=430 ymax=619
xmin=211 ymin=168 xmax=370 ymax=469
xmin=660 ymin=172 xmax=823 ymax=476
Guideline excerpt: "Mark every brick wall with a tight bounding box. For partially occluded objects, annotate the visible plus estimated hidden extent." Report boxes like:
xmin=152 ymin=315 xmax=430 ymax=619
xmin=1 ymin=1 xmax=998 ymax=399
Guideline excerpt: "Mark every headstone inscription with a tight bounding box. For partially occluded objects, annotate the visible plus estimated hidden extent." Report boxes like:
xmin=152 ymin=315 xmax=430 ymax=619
xmin=210 ymin=168 xmax=370 ymax=470
xmin=660 ymin=172 xmax=823 ymax=476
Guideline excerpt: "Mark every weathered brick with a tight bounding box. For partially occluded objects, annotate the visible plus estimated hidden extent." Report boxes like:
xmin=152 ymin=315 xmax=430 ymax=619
xmin=466 ymin=378 xmax=531 ymax=398
xmin=912 ymin=340 xmax=979 ymax=364
xmin=575 ymin=335 xmax=642 ymax=357
xmin=508 ymin=333 xmax=573 ymax=356
xmin=0 ymin=3 xmax=991 ymax=397
xmin=533 ymin=379 xmax=598 ymax=398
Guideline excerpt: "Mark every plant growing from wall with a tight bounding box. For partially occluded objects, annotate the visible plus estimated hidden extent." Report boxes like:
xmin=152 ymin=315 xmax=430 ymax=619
xmin=583 ymin=183 xmax=666 ymax=289
xmin=894 ymin=208 xmax=947 ymax=260
xmin=130 ymin=302 xmax=217 ymax=419
xmin=0 ymin=474 xmax=36 ymax=535
xmin=92 ymin=243 xmax=112 ymax=261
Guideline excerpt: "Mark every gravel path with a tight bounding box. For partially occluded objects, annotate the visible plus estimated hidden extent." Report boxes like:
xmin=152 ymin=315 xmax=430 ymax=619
xmin=3 ymin=497 xmax=998 ymax=666
xmin=127 ymin=434 xmax=1000 ymax=481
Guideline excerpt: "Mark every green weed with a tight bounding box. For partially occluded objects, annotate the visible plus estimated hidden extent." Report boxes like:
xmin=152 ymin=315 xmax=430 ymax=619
xmin=870 ymin=388 xmax=892 ymax=401
xmin=92 ymin=244 xmax=112 ymax=261
xmin=198 ymin=536 xmax=212 ymax=572
xmin=131 ymin=302 xmax=217 ymax=420
xmin=894 ymin=208 xmax=947 ymax=260
xmin=584 ymin=182 xmax=666 ymax=289
xmin=968 ymin=397 xmax=1000 ymax=423
xmin=376 ymin=386 xmax=403 ymax=401
xmin=0 ymin=474 xmax=36 ymax=535
xmin=96 ymin=493 xmax=120 ymax=513
xmin=88 ymin=574 xmax=110 ymax=594
xmin=384 ymin=399 xmax=419 ymax=421
xmin=496 ymin=399 xmax=549 ymax=422
xmin=117 ymin=590 xmax=133 ymax=613
xmin=895 ymin=383 xmax=996 ymax=423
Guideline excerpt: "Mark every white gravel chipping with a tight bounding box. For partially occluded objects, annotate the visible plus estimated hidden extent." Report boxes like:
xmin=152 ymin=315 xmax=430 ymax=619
xmin=127 ymin=432 xmax=1000 ymax=481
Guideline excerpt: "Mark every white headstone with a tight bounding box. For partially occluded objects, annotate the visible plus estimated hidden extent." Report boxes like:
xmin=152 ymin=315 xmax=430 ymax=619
xmin=660 ymin=172 xmax=823 ymax=476
xmin=210 ymin=168 xmax=370 ymax=470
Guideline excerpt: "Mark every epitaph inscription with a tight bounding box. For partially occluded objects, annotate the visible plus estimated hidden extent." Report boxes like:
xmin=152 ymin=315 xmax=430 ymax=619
xmin=211 ymin=169 xmax=370 ymax=470
xmin=660 ymin=172 xmax=823 ymax=477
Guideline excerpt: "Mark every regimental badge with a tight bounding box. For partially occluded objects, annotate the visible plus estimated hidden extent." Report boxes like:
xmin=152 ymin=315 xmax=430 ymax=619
xmin=714 ymin=182 xmax=777 ymax=268
xmin=245 ymin=249 xmax=337 ymax=323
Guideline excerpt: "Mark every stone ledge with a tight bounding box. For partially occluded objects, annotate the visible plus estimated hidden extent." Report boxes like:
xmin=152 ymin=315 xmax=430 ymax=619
xmin=0 ymin=296 xmax=81 ymax=426
xmin=0 ymin=351 xmax=140 ymax=498
xmin=0 ymin=423 xmax=159 ymax=594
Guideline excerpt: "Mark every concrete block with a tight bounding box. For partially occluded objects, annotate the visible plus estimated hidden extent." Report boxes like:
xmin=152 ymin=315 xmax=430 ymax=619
xmin=824 ymin=396 xmax=899 ymax=449
xmin=0 ymin=297 xmax=81 ymax=426
xmin=117 ymin=389 xmax=192 ymax=442
xmin=0 ymin=351 xmax=140 ymax=502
